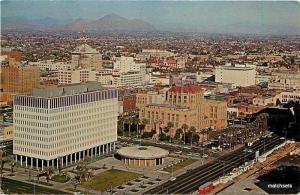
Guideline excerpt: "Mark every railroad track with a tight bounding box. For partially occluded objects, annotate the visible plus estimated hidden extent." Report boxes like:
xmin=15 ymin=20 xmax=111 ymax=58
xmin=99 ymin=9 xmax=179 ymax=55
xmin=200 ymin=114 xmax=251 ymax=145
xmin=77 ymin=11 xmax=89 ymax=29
xmin=144 ymin=135 xmax=284 ymax=194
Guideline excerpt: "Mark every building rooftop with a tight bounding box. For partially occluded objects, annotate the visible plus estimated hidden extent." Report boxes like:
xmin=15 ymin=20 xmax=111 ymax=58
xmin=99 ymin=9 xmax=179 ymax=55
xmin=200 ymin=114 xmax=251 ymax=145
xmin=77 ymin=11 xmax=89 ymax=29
xmin=32 ymin=82 xmax=102 ymax=98
xmin=168 ymin=84 xmax=202 ymax=93
xmin=217 ymin=63 xmax=255 ymax=70
xmin=117 ymin=146 xmax=169 ymax=159
xmin=147 ymin=104 xmax=189 ymax=110
xmin=72 ymin=44 xmax=98 ymax=54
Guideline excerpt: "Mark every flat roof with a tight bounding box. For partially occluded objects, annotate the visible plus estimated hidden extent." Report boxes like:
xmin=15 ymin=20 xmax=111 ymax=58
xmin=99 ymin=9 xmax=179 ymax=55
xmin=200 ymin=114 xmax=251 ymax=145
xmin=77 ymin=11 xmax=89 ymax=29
xmin=147 ymin=104 xmax=189 ymax=109
xmin=32 ymin=82 xmax=102 ymax=98
xmin=117 ymin=146 xmax=169 ymax=159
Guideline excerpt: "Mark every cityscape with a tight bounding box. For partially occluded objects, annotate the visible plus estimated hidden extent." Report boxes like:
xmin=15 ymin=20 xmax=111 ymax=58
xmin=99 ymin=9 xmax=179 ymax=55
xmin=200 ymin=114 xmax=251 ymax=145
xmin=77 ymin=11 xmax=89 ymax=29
xmin=0 ymin=1 xmax=300 ymax=195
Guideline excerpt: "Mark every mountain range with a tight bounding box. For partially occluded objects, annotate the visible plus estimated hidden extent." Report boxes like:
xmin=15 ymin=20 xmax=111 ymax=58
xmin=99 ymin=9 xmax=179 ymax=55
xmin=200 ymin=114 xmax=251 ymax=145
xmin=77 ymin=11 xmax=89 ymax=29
xmin=1 ymin=14 xmax=156 ymax=32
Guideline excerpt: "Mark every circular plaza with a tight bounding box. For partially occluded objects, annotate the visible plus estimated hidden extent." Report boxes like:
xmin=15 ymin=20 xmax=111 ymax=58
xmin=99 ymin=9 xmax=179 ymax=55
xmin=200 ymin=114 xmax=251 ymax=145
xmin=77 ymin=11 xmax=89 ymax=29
xmin=117 ymin=146 xmax=169 ymax=168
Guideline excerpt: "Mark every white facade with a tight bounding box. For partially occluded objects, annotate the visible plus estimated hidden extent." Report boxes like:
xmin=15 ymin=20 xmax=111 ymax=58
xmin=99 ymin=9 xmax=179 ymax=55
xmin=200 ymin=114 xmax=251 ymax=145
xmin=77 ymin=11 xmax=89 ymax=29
xmin=30 ymin=60 xmax=73 ymax=70
xmin=13 ymin=83 xmax=118 ymax=169
xmin=268 ymin=72 xmax=300 ymax=90
xmin=149 ymin=74 xmax=170 ymax=86
xmin=58 ymin=68 xmax=97 ymax=85
xmin=113 ymin=72 xmax=143 ymax=87
xmin=215 ymin=64 xmax=256 ymax=87
xmin=113 ymin=56 xmax=146 ymax=74
xmin=255 ymin=74 xmax=270 ymax=84
xmin=253 ymin=91 xmax=300 ymax=106
xmin=72 ymin=44 xmax=102 ymax=70
xmin=96 ymin=70 xmax=114 ymax=86
xmin=142 ymin=49 xmax=175 ymax=59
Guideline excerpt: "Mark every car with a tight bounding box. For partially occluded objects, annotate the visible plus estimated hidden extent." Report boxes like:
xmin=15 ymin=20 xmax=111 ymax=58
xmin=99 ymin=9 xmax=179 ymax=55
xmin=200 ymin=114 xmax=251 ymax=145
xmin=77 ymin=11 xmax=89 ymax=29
xmin=187 ymin=153 xmax=193 ymax=156
xmin=169 ymin=177 xmax=177 ymax=181
xmin=280 ymin=137 xmax=285 ymax=140
xmin=244 ymin=149 xmax=253 ymax=153
xmin=175 ymin=150 xmax=182 ymax=154
xmin=202 ymin=154 xmax=208 ymax=158
xmin=192 ymin=153 xmax=201 ymax=157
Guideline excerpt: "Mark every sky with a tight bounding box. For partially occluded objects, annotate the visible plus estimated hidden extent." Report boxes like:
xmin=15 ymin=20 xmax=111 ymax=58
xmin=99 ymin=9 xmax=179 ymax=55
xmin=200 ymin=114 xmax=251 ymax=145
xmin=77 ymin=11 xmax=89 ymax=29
xmin=2 ymin=0 xmax=300 ymax=35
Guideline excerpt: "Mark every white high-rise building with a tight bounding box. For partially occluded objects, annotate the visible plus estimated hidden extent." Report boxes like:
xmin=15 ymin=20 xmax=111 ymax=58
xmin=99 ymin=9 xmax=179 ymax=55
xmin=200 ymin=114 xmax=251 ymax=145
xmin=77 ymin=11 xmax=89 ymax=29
xmin=113 ymin=56 xmax=146 ymax=74
xmin=72 ymin=44 xmax=102 ymax=70
xmin=215 ymin=63 xmax=256 ymax=87
xmin=13 ymin=82 xmax=118 ymax=170
xmin=58 ymin=68 xmax=97 ymax=85
xmin=112 ymin=71 xmax=143 ymax=87
xmin=29 ymin=60 xmax=73 ymax=70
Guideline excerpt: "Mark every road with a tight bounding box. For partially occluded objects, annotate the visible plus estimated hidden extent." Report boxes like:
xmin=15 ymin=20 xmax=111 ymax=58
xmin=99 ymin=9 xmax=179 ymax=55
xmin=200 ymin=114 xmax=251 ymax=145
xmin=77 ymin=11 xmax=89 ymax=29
xmin=144 ymin=135 xmax=284 ymax=194
xmin=1 ymin=177 xmax=69 ymax=194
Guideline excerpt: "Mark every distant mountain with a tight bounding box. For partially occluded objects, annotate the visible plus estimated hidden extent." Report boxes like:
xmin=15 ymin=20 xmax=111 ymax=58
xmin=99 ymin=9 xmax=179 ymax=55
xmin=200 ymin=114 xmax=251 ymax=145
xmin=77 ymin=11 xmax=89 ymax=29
xmin=2 ymin=14 xmax=156 ymax=32
xmin=62 ymin=14 xmax=156 ymax=32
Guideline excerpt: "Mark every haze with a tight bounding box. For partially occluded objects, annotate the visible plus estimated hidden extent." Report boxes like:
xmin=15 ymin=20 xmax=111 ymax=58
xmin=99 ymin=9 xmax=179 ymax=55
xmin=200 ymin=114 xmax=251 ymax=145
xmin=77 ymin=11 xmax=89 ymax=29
xmin=1 ymin=0 xmax=300 ymax=35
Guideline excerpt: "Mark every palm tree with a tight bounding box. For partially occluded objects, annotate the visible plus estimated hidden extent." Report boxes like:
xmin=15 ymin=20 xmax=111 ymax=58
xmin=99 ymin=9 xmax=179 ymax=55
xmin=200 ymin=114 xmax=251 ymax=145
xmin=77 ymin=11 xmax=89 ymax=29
xmin=118 ymin=116 xmax=125 ymax=136
xmin=58 ymin=156 xmax=62 ymax=175
xmin=189 ymin=126 xmax=197 ymax=147
xmin=8 ymin=156 xmax=15 ymax=175
xmin=45 ymin=167 xmax=53 ymax=183
xmin=181 ymin=124 xmax=189 ymax=144
xmin=133 ymin=117 xmax=141 ymax=138
xmin=259 ymin=113 xmax=269 ymax=135
xmin=128 ymin=116 xmax=133 ymax=137
xmin=141 ymin=118 xmax=149 ymax=135
xmin=0 ymin=150 xmax=4 ymax=175
xmin=165 ymin=122 xmax=174 ymax=136
xmin=174 ymin=128 xmax=183 ymax=141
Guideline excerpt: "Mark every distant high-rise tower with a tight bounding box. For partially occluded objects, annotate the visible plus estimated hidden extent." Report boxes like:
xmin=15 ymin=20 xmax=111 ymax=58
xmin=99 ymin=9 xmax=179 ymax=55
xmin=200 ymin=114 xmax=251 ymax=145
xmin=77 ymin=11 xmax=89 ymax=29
xmin=71 ymin=44 xmax=102 ymax=70
xmin=1 ymin=62 xmax=40 ymax=102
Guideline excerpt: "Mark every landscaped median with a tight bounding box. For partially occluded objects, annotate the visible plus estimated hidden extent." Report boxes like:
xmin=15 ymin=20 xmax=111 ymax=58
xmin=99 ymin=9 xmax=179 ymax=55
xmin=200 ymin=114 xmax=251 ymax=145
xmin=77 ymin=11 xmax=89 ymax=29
xmin=163 ymin=158 xmax=197 ymax=173
xmin=79 ymin=169 xmax=142 ymax=192
xmin=51 ymin=175 xmax=70 ymax=183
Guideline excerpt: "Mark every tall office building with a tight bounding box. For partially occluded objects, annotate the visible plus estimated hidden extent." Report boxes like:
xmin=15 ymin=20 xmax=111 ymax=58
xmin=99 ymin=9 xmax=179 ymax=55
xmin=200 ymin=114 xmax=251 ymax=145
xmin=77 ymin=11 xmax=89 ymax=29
xmin=58 ymin=68 xmax=97 ymax=85
xmin=1 ymin=63 xmax=40 ymax=102
xmin=72 ymin=44 xmax=102 ymax=70
xmin=13 ymin=82 xmax=118 ymax=170
xmin=113 ymin=56 xmax=146 ymax=74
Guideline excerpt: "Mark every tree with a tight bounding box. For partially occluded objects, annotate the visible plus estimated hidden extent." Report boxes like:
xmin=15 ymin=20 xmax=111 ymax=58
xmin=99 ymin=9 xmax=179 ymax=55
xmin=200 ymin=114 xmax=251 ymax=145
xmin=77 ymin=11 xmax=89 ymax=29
xmin=164 ymin=122 xmax=174 ymax=136
xmin=174 ymin=128 xmax=183 ymax=141
xmin=0 ymin=150 xmax=4 ymax=176
xmin=189 ymin=126 xmax=197 ymax=147
xmin=45 ymin=167 xmax=53 ymax=183
xmin=256 ymin=113 xmax=269 ymax=135
xmin=78 ymin=157 xmax=90 ymax=182
xmin=181 ymin=124 xmax=189 ymax=144
xmin=118 ymin=116 xmax=125 ymax=136
xmin=7 ymin=156 xmax=16 ymax=175
xmin=141 ymin=118 xmax=149 ymax=134
xmin=58 ymin=156 xmax=62 ymax=175
xmin=132 ymin=117 xmax=140 ymax=137
xmin=141 ymin=132 xmax=152 ymax=139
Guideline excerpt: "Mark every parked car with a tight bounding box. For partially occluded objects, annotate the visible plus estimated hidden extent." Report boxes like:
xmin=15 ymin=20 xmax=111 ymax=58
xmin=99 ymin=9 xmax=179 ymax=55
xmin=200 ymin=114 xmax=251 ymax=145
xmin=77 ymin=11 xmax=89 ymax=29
xmin=175 ymin=150 xmax=183 ymax=154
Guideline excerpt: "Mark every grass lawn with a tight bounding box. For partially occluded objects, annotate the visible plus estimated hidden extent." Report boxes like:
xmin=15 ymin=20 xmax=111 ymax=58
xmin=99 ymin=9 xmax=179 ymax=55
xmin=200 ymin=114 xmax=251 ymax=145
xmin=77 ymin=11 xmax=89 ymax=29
xmin=51 ymin=175 xmax=70 ymax=183
xmin=163 ymin=158 xmax=197 ymax=173
xmin=80 ymin=169 xmax=142 ymax=192
xmin=1 ymin=177 xmax=69 ymax=194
